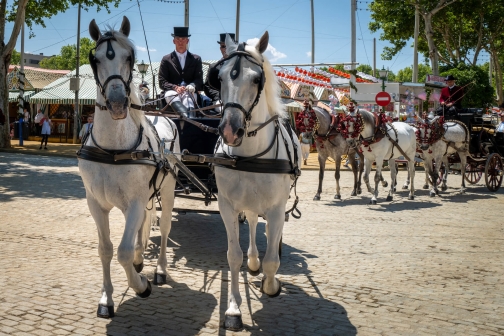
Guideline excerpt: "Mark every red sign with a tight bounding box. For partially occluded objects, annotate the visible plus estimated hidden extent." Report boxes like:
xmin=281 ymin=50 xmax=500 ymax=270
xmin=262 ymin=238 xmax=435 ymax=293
xmin=375 ymin=91 xmax=391 ymax=106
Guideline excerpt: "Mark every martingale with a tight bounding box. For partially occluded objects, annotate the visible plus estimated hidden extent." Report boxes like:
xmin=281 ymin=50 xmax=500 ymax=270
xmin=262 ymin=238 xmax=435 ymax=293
xmin=415 ymin=116 xmax=446 ymax=153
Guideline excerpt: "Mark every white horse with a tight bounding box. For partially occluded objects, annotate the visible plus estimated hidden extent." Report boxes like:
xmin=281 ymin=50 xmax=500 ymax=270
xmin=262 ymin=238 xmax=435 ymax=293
xmin=78 ymin=17 xmax=179 ymax=318
xmin=214 ymin=32 xmax=302 ymax=330
xmin=310 ymin=107 xmax=364 ymax=200
xmin=342 ymin=109 xmax=417 ymax=204
xmin=416 ymin=116 xmax=470 ymax=195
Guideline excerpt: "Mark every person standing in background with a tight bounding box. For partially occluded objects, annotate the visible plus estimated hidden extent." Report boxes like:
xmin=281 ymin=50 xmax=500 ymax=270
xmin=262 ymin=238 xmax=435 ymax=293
xmin=39 ymin=113 xmax=52 ymax=150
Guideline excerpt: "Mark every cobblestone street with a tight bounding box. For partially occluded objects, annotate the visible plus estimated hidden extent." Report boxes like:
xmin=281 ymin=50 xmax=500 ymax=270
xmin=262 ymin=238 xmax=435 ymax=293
xmin=1 ymin=152 xmax=503 ymax=336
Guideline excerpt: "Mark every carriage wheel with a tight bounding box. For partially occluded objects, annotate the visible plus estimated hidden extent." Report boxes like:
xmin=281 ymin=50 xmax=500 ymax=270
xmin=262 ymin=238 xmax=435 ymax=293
xmin=484 ymin=153 xmax=503 ymax=192
xmin=464 ymin=162 xmax=482 ymax=184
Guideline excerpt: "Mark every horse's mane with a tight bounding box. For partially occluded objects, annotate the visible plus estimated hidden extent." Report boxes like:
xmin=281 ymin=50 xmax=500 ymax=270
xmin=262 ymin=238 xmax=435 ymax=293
xmin=358 ymin=109 xmax=375 ymax=127
xmin=100 ymin=27 xmax=152 ymax=139
xmin=244 ymin=45 xmax=288 ymax=119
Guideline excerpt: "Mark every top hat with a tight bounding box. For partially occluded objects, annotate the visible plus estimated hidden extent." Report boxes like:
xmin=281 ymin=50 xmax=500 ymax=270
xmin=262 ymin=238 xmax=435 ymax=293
xmin=172 ymin=27 xmax=191 ymax=37
xmin=444 ymin=75 xmax=456 ymax=81
xmin=218 ymin=33 xmax=236 ymax=44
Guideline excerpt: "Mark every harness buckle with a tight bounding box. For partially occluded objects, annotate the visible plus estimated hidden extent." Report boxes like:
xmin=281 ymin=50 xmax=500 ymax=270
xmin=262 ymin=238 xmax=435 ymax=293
xmin=197 ymin=155 xmax=206 ymax=163
xmin=131 ymin=152 xmax=139 ymax=160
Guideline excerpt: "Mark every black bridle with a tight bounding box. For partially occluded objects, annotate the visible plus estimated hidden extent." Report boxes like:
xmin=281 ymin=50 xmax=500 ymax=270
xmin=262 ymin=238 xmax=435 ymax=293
xmin=212 ymin=43 xmax=266 ymax=124
xmin=89 ymin=32 xmax=135 ymax=100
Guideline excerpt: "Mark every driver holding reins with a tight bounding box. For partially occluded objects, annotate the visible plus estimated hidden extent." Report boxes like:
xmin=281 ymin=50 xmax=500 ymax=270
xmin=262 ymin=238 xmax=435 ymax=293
xmin=438 ymin=74 xmax=464 ymax=119
xmin=159 ymin=26 xmax=203 ymax=117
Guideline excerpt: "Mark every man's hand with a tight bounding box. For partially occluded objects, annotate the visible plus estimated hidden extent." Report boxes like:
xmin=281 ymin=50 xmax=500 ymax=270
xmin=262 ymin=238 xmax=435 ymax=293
xmin=186 ymin=84 xmax=195 ymax=93
xmin=176 ymin=86 xmax=186 ymax=94
xmin=447 ymin=103 xmax=453 ymax=107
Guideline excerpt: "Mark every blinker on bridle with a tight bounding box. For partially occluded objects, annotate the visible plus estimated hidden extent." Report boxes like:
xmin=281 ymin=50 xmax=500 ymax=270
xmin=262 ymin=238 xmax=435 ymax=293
xmin=213 ymin=43 xmax=266 ymax=124
xmin=89 ymin=32 xmax=135 ymax=100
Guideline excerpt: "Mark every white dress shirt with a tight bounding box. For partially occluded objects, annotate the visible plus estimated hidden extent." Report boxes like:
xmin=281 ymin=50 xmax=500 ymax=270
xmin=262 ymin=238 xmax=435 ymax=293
xmin=175 ymin=50 xmax=187 ymax=69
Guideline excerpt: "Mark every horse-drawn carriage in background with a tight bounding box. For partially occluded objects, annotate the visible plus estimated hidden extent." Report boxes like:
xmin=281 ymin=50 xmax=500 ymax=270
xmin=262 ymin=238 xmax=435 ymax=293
xmin=416 ymin=107 xmax=503 ymax=193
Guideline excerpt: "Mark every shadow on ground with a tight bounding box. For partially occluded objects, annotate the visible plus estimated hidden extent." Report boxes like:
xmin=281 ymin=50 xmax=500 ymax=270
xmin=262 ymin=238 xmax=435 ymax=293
xmin=106 ymin=274 xmax=217 ymax=336
xmin=0 ymin=153 xmax=84 ymax=202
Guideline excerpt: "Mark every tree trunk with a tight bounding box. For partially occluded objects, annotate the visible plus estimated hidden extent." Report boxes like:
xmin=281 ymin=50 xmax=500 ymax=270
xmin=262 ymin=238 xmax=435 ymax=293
xmin=423 ymin=12 xmax=440 ymax=75
xmin=491 ymin=48 xmax=503 ymax=104
xmin=1 ymin=46 xmax=11 ymax=148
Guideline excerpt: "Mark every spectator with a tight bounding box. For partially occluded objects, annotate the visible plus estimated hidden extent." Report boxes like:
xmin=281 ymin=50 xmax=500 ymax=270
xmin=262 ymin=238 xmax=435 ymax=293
xmin=39 ymin=113 xmax=52 ymax=150
xmin=79 ymin=114 xmax=94 ymax=141
xmin=34 ymin=109 xmax=44 ymax=135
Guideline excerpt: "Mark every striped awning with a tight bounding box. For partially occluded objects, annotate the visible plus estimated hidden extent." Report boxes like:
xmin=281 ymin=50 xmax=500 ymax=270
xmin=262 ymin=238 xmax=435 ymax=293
xmin=282 ymin=98 xmax=303 ymax=113
xmin=30 ymin=61 xmax=215 ymax=105
xmin=9 ymin=91 xmax=36 ymax=102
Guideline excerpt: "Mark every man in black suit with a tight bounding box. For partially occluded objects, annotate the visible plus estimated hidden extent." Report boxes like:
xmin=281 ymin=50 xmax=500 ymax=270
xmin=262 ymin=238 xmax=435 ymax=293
xmin=159 ymin=27 xmax=203 ymax=116
xmin=203 ymin=33 xmax=236 ymax=105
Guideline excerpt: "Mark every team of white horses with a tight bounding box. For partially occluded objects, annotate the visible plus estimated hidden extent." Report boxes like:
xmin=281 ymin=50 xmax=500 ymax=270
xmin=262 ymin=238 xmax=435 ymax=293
xmin=78 ymin=17 xmax=471 ymax=330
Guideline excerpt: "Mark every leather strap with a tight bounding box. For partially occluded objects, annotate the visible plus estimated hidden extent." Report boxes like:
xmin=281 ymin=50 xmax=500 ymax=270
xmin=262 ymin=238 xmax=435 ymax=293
xmin=77 ymin=146 xmax=157 ymax=167
xmin=213 ymin=154 xmax=295 ymax=174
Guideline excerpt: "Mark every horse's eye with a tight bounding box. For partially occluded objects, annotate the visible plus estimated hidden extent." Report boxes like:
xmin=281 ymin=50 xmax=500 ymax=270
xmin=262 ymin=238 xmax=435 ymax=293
xmin=126 ymin=56 xmax=132 ymax=62
xmin=94 ymin=58 xmax=100 ymax=64
xmin=253 ymin=77 xmax=260 ymax=84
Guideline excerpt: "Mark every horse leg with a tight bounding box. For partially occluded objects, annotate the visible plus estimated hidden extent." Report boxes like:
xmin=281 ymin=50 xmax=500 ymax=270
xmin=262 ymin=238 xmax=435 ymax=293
xmin=407 ymin=156 xmax=416 ymax=200
xmin=441 ymin=156 xmax=449 ymax=191
xmin=380 ymin=167 xmax=389 ymax=188
xmin=386 ymin=158 xmax=397 ymax=202
xmin=219 ymin=197 xmax=243 ymax=331
xmin=155 ymin=176 xmax=176 ymax=285
xmin=402 ymin=162 xmax=410 ymax=190
xmin=260 ymin=208 xmax=283 ymax=297
xmin=363 ymin=158 xmax=374 ymax=193
xmin=334 ymin=156 xmax=342 ymax=199
xmin=133 ymin=206 xmax=153 ymax=273
xmin=460 ymin=153 xmax=467 ymax=194
xmin=87 ymin=197 xmax=115 ymax=318
xmin=371 ymin=159 xmax=383 ymax=204
xmin=118 ymin=202 xmax=152 ymax=298
xmin=424 ymin=158 xmax=437 ymax=197
xmin=246 ymin=212 xmax=261 ymax=276
xmin=349 ymin=154 xmax=359 ymax=196
xmin=356 ymin=151 xmax=364 ymax=194
xmin=313 ymin=154 xmax=326 ymax=201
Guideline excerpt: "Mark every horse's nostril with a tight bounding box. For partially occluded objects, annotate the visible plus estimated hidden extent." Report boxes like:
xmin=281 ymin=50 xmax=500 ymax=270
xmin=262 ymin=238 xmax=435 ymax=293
xmin=236 ymin=128 xmax=245 ymax=139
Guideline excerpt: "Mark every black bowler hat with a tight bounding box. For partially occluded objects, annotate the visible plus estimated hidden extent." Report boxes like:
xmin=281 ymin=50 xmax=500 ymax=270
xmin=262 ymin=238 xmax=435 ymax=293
xmin=218 ymin=33 xmax=236 ymax=44
xmin=172 ymin=27 xmax=191 ymax=37
xmin=444 ymin=75 xmax=456 ymax=81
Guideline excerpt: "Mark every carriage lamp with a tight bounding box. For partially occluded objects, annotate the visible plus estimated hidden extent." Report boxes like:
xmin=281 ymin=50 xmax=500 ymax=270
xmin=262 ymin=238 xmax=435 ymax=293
xmin=137 ymin=60 xmax=149 ymax=81
xmin=378 ymin=67 xmax=389 ymax=92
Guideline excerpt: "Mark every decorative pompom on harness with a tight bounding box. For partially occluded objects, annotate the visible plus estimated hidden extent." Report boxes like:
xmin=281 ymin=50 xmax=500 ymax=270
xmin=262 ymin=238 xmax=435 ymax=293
xmin=295 ymin=107 xmax=317 ymax=134
xmin=415 ymin=114 xmax=445 ymax=153
xmin=340 ymin=111 xmax=391 ymax=152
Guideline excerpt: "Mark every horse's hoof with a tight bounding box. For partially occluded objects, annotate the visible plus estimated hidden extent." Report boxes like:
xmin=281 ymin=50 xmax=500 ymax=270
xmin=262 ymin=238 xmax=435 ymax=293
xmin=136 ymin=280 xmax=152 ymax=298
xmin=386 ymin=195 xmax=393 ymax=202
xmin=313 ymin=195 xmax=320 ymax=201
xmin=357 ymin=189 xmax=362 ymax=195
xmin=393 ymin=187 xmax=396 ymax=192
xmin=369 ymin=200 xmax=377 ymax=205
xmin=430 ymin=191 xmax=436 ymax=197
xmin=260 ymin=278 xmax=282 ymax=298
xmin=153 ymin=272 xmax=167 ymax=285
xmin=334 ymin=194 xmax=341 ymax=200
xmin=441 ymin=185 xmax=448 ymax=191
xmin=382 ymin=181 xmax=388 ymax=188
xmin=247 ymin=266 xmax=261 ymax=277
xmin=408 ymin=195 xmax=415 ymax=200
xmin=460 ymin=189 xmax=466 ymax=194
xmin=133 ymin=262 xmax=143 ymax=273
xmin=224 ymin=315 xmax=243 ymax=331
xmin=350 ymin=190 xmax=357 ymax=196
xmin=97 ymin=304 xmax=114 ymax=318
xmin=402 ymin=185 xmax=409 ymax=190
xmin=423 ymin=184 xmax=429 ymax=189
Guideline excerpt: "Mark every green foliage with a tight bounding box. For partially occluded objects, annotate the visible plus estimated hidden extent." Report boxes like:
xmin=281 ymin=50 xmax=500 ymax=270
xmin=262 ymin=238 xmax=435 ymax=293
xmin=39 ymin=38 xmax=95 ymax=70
xmin=441 ymin=64 xmax=494 ymax=107
xmin=6 ymin=0 xmax=122 ymax=37
xmin=356 ymin=64 xmax=373 ymax=75
xmin=11 ymin=49 xmax=21 ymax=65
xmin=395 ymin=64 xmax=432 ymax=83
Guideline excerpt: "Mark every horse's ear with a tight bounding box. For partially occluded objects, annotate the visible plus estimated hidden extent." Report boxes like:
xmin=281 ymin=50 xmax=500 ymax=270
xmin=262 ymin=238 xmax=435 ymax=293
xmin=256 ymin=31 xmax=269 ymax=54
xmin=119 ymin=16 xmax=130 ymax=37
xmin=89 ymin=19 xmax=101 ymax=42
xmin=225 ymin=33 xmax=238 ymax=55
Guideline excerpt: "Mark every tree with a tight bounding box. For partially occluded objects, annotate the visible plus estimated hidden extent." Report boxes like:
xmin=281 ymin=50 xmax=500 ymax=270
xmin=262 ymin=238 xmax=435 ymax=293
xmin=11 ymin=49 xmax=21 ymax=65
xmin=395 ymin=64 xmax=432 ymax=83
xmin=40 ymin=38 xmax=95 ymax=70
xmin=0 ymin=0 xmax=121 ymax=148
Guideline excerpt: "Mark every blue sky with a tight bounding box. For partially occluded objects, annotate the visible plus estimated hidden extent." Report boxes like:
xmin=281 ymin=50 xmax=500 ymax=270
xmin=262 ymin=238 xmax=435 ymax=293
xmin=6 ymin=0 xmax=434 ymax=74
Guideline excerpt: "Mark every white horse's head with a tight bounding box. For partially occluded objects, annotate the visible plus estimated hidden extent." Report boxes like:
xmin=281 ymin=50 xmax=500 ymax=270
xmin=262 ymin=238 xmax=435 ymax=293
xmin=89 ymin=16 xmax=135 ymax=120
xmin=340 ymin=109 xmax=366 ymax=145
xmin=217 ymin=32 xmax=269 ymax=146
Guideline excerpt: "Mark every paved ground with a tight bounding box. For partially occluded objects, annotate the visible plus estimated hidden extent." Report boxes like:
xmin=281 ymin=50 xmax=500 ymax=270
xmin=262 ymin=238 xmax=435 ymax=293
xmin=0 ymin=151 xmax=503 ymax=336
